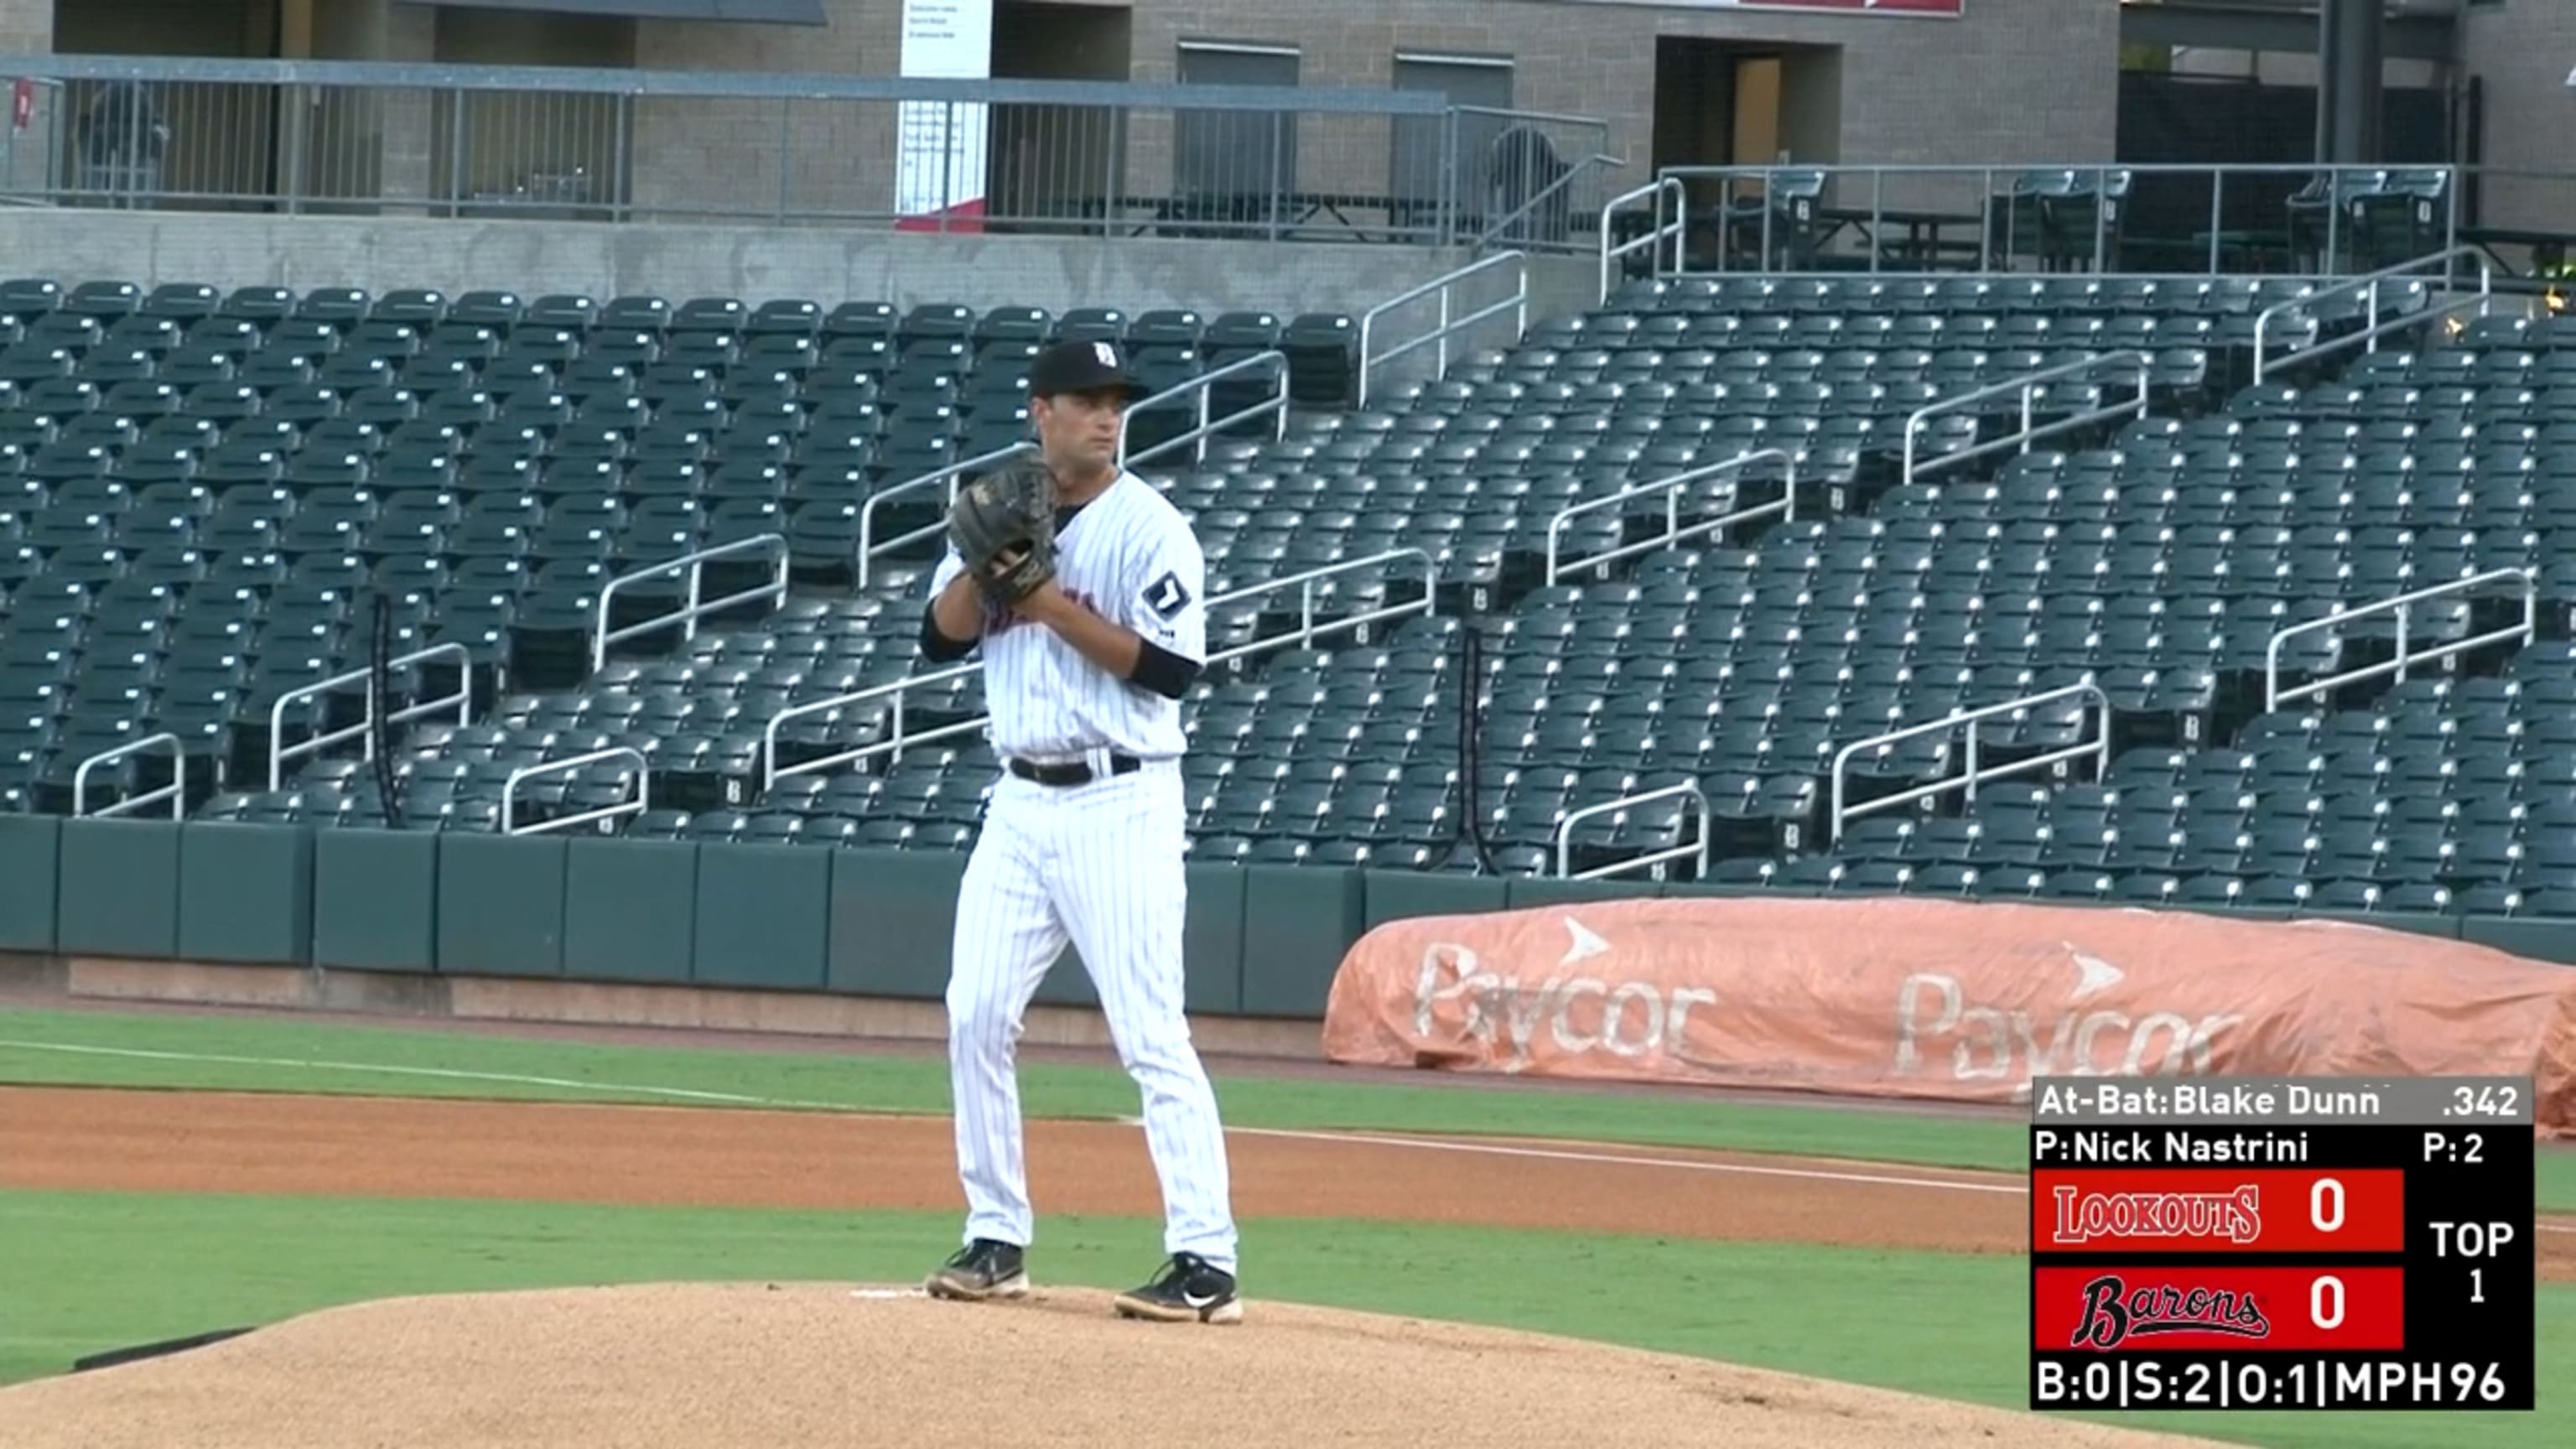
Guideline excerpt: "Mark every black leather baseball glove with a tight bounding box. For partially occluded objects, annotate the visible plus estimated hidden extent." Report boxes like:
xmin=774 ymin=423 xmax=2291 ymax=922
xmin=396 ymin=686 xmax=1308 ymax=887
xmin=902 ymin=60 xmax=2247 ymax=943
xmin=948 ymin=460 xmax=1058 ymax=605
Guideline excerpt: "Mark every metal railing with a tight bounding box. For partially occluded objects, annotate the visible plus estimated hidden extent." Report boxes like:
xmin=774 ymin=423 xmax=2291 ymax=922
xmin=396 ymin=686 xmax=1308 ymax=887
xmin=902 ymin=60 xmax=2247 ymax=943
xmin=1829 ymin=683 xmax=2112 ymax=845
xmin=1 ymin=56 xmax=1617 ymax=247
xmin=1657 ymin=162 xmax=2463 ymax=279
xmin=1597 ymin=174 xmax=1686 ymax=304
xmin=1901 ymin=349 xmax=2153 ymax=490
xmin=1204 ymin=549 xmax=1440 ymax=667
xmin=1119 ymin=350 xmax=1291 ymax=470
xmin=1356 ymin=249 xmax=1528 ymax=407
xmin=72 ymin=733 xmax=185 ymax=820
xmin=856 ymin=443 xmax=1034 ymax=588
xmin=1544 ymin=448 xmax=1800 ymax=584
xmin=2264 ymin=568 xmax=2539 ymax=712
xmin=761 ymin=662 xmax=986 ymax=791
xmin=590 ymin=532 xmax=788 ymax=672
xmin=1472 ymin=149 xmax=1622 ymax=257
xmin=267 ymin=642 xmax=475 ymax=792
xmin=762 ymin=550 xmax=1438 ymax=788
xmin=2251 ymin=244 xmax=2496 ymax=382
xmin=501 ymin=746 xmax=650 ymax=835
xmin=1552 ymin=782 xmax=1710 ymax=882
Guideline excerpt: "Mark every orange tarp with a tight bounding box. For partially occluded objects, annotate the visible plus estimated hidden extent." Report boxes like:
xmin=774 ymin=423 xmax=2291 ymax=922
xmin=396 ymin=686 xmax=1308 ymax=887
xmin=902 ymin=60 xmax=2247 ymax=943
xmin=1318 ymin=896 xmax=2576 ymax=1135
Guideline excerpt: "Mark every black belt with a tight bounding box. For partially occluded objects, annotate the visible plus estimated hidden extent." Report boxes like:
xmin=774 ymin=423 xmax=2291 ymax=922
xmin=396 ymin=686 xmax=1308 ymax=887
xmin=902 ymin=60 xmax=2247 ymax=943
xmin=1007 ymin=752 xmax=1141 ymax=787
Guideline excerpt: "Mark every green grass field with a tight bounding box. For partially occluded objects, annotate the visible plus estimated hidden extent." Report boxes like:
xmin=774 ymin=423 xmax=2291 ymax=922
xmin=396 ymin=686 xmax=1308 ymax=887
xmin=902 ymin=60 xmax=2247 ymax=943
xmin=0 ymin=1004 xmax=2563 ymax=1447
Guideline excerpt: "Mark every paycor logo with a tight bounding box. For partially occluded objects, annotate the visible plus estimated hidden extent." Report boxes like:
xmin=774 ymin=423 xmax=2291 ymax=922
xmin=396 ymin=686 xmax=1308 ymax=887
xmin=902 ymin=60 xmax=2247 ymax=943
xmin=1409 ymin=923 xmax=1716 ymax=1074
xmin=1893 ymin=948 xmax=2240 ymax=1083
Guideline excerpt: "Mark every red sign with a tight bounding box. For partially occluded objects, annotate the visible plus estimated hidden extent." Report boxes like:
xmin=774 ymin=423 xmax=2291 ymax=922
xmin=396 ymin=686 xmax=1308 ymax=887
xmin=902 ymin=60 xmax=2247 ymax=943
xmin=2034 ymin=1267 xmax=2407 ymax=1353
xmin=2034 ymin=1169 xmax=2408 ymax=1255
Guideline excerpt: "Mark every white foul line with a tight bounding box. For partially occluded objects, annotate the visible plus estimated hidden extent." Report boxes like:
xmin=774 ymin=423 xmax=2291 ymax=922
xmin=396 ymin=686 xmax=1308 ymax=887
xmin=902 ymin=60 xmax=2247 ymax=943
xmin=1223 ymin=1124 xmax=2031 ymax=1195
xmin=7 ymin=1036 xmax=2572 ymax=1233
xmin=0 ymin=1038 xmax=854 ymax=1112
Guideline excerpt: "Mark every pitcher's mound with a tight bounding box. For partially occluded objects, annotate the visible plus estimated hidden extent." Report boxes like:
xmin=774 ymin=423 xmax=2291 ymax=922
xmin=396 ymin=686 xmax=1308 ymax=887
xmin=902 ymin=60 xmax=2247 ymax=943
xmin=0 ymin=1282 xmax=2234 ymax=1449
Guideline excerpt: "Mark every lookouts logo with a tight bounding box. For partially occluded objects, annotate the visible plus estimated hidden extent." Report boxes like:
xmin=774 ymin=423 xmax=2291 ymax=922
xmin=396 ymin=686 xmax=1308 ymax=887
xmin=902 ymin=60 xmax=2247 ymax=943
xmin=2070 ymin=1274 xmax=2272 ymax=1350
xmin=2051 ymin=1185 xmax=2263 ymax=1246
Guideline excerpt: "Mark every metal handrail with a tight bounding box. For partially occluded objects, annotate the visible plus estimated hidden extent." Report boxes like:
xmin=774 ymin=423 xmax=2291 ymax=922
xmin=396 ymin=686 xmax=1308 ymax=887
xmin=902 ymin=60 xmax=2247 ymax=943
xmin=73 ymin=733 xmax=185 ymax=821
xmin=760 ymin=550 xmax=1439 ymax=789
xmin=1828 ymin=683 xmax=2112 ymax=844
xmin=1552 ymin=782 xmax=1710 ymax=882
xmin=1901 ymin=348 xmax=2153 ymax=490
xmin=856 ymin=442 xmax=1035 ymax=588
xmin=2252 ymin=244 xmax=2494 ymax=381
xmin=1473 ymin=150 xmax=1623 ymax=256
xmin=1119 ymin=349 xmax=1291 ymax=470
xmin=761 ymin=661 xmax=983 ymax=790
xmin=2264 ymin=567 xmax=2538 ymax=712
xmin=1598 ymin=175 xmax=1686 ymax=304
xmin=502 ymin=746 xmax=650 ymax=835
xmin=1203 ymin=548 xmax=1440 ymax=666
xmin=1654 ymin=161 xmax=2462 ymax=279
xmin=1356 ymin=250 xmax=1529 ymax=407
xmin=267 ymin=642 xmax=474 ymax=792
xmin=591 ymin=532 xmax=789 ymax=671
xmin=1544 ymin=448 xmax=1798 ymax=583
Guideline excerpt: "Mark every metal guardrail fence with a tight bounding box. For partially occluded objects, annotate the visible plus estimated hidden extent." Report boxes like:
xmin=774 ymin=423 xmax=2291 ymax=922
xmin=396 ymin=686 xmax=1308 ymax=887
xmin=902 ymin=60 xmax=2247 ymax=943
xmin=1605 ymin=163 xmax=2495 ymax=282
xmin=2264 ymin=568 xmax=2539 ymax=713
xmin=1544 ymin=448 xmax=1801 ymax=584
xmin=1356 ymin=250 xmax=1528 ymax=407
xmin=1902 ymin=349 xmax=2154 ymax=490
xmin=761 ymin=549 xmax=1438 ymax=790
xmin=73 ymin=732 xmax=185 ymax=820
xmin=1552 ymin=782 xmax=1710 ymax=882
xmin=2 ymin=56 xmax=1604 ymax=248
xmin=2252 ymin=245 xmax=2496 ymax=382
xmin=1829 ymin=683 xmax=2113 ymax=845
xmin=590 ymin=532 xmax=791 ymax=672
xmin=1119 ymin=349 xmax=1291 ymax=470
xmin=503 ymin=745 xmax=652 ymax=835
xmin=267 ymin=642 xmax=475 ymax=792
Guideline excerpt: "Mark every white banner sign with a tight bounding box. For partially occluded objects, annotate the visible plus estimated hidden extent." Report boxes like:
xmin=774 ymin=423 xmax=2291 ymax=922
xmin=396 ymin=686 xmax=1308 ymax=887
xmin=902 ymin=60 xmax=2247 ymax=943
xmin=896 ymin=0 xmax=994 ymax=227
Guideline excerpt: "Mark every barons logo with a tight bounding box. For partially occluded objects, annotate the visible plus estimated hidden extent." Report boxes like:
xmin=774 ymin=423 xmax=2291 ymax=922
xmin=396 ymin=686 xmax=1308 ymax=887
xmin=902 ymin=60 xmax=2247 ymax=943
xmin=2072 ymin=1274 xmax=2272 ymax=1349
xmin=2052 ymin=1185 xmax=2262 ymax=1245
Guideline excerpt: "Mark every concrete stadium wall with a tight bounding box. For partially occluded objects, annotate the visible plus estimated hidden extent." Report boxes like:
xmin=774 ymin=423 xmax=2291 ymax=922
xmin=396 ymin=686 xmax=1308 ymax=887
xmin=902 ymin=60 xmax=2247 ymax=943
xmin=0 ymin=207 xmax=1485 ymax=322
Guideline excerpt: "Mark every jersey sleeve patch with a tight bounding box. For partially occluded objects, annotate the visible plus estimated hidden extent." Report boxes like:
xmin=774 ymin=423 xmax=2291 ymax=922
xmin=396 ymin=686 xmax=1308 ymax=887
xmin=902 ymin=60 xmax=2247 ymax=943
xmin=1142 ymin=569 xmax=1192 ymax=621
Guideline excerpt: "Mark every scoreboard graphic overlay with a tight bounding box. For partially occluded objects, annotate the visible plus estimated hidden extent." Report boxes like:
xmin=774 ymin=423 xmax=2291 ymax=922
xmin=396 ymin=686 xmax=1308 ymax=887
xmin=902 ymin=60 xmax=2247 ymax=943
xmin=2029 ymin=1075 xmax=2535 ymax=1412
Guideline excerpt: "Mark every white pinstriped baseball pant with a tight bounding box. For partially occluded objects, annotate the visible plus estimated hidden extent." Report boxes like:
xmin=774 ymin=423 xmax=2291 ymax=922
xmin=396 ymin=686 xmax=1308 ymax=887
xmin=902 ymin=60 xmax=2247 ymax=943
xmin=943 ymin=756 xmax=1239 ymax=1270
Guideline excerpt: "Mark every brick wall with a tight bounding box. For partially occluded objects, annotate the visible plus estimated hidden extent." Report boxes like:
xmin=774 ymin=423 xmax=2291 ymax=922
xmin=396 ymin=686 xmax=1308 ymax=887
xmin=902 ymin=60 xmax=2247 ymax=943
xmin=2459 ymin=2 xmax=2576 ymax=236
xmin=627 ymin=3 xmax=901 ymax=221
xmin=1115 ymin=0 xmax=2116 ymax=223
xmin=0 ymin=0 xmax=49 ymax=54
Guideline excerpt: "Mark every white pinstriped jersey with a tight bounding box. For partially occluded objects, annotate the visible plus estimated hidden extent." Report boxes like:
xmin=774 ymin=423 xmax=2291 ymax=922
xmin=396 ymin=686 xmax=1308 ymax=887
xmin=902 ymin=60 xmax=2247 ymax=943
xmin=929 ymin=470 xmax=1208 ymax=761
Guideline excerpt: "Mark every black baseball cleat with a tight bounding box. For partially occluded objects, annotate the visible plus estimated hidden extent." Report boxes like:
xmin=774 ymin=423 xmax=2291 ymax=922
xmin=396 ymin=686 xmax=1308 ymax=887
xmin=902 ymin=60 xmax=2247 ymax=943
xmin=924 ymin=1238 xmax=1029 ymax=1302
xmin=1112 ymin=1252 xmax=1243 ymax=1325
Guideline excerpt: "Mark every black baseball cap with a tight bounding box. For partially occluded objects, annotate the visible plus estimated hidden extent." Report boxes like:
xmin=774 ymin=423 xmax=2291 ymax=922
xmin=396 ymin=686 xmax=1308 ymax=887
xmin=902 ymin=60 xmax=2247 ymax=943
xmin=1029 ymin=338 xmax=1147 ymax=401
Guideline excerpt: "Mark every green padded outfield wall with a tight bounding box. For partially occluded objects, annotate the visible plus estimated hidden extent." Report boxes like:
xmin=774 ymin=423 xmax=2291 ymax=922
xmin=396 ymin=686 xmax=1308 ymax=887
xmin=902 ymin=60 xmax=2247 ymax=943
xmin=56 ymin=818 xmax=180 ymax=959
xmin=15 ymin=820 xmax=2576 ymax=1021
xmin=179 ymin=822 xmax=314 ymax=964
xmin=693 ymin=842 xmax=830 ymax=990
xmin=563 ymin=837 xmax=699 ymax=984
xmin=827 ymin=848 xmax=963 ymax=1000
xmin=439 ymin=833 xmax=567 ymax=979
xmin=312 ymin=828 xmax=439 ymax=973
xmin=0 ymin=814 xmax=60 ymax=951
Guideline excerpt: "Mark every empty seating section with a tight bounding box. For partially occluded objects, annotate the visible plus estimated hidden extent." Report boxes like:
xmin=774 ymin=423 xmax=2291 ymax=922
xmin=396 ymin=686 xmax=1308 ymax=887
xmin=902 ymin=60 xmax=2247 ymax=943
xmin=0 ymin=277 xmax=1342 ymax=834
xmin=13 ymin=261 xmax=2566 ymax=911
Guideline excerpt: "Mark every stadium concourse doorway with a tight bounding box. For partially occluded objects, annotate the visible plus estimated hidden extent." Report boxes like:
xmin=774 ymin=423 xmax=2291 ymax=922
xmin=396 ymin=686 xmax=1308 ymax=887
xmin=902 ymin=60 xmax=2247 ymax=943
xmin=1650 ymin=36 xmax=1842 ymax=267
xmin=984 ymin=0 xmax=1134 ymax=232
